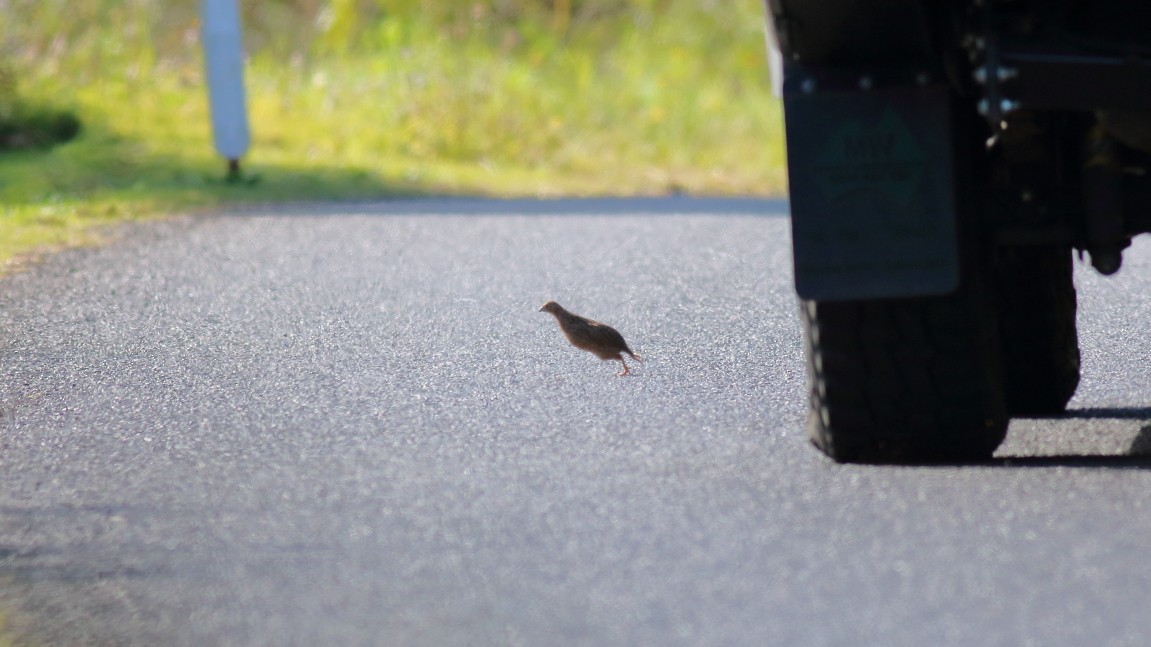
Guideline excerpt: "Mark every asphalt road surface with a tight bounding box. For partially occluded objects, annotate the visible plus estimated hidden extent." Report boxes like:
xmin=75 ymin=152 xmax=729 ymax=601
xmin=1 ymin=197 xmax=1151 ymax=646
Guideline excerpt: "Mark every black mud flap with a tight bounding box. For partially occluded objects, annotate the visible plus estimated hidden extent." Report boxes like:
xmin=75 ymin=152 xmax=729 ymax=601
xmin=784 ymin=72 xmax=961 ymax=301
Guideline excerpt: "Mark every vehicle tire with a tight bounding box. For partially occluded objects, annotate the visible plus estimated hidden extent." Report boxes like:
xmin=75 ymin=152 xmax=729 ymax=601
xmin=995 ymin=245 xmax=1080 ymax=415
xmin=802 ymin=279 xmax=1009 ymax=464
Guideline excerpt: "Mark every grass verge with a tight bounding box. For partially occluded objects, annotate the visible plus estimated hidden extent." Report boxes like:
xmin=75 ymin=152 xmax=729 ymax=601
xmin=1 ymin=0 xmax=786 ymax=271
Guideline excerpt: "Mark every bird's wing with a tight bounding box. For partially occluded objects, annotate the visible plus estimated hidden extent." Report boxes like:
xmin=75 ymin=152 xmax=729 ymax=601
xmin=560 ymin=316 xmax=598 ymax=342
xmin=584 ymin=320 xmax=630 ymax=350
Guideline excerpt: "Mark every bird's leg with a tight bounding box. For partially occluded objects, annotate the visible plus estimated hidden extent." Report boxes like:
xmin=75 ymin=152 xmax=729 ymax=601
xmin=618 ymin=359 xmax=630 ymax=376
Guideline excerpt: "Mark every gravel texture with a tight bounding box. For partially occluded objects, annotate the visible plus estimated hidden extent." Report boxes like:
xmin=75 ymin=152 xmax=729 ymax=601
xmin=0 ymin=197 xmax=1149 ymax=646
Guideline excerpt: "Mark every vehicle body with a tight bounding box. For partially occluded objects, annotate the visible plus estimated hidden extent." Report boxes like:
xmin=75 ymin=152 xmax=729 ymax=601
xmin=764 ymin=0 xmax=1151 ymax=462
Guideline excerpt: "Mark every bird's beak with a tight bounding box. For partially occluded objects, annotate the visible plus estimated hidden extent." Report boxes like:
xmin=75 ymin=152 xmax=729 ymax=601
xmin=538 ymin=305 xmax=546 ymax=312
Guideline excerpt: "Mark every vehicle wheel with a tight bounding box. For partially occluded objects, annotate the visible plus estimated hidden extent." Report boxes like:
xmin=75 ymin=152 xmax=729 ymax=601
xmin=995 ymin=245 xmax=1080 ymax=415
xmin=802 ymin=279 xmax=1008 ymax=464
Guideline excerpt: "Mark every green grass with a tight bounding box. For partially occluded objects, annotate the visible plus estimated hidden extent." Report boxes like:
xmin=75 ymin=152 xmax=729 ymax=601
xmin=1 ymin=0 xmax=786 ymax=269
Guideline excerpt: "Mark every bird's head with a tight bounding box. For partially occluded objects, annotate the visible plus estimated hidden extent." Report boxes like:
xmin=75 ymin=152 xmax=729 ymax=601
xmin=539 ymin=300 xmax=561 ymax=314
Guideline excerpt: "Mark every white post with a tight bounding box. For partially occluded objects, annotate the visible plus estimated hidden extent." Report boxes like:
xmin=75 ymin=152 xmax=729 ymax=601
xmin=201 ymin=0 xmax=250 ymax=179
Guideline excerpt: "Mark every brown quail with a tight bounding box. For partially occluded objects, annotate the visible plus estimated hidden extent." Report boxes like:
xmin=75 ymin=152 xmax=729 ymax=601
xmin=539 ymin=301 xmax=642 ymax=376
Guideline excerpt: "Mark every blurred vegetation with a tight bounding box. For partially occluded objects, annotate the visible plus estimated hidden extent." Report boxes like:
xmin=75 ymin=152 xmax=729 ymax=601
xmin=0 ymin=0 xmax=784 ymax=268
xmin=0 ymin=62 xmax=82 ymax=151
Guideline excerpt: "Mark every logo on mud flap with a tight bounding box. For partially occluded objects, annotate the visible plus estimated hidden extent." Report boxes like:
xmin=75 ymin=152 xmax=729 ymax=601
xmin=813 ymin=108 xmax=926 ymax=209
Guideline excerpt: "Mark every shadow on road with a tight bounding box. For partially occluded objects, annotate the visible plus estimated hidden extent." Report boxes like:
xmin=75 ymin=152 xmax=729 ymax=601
xmin=226 ymin=196 xmax=791 ymax=218
xmin=1058 ymin=407 xmax=1151 ymax=421
xmin=990 ymin=407 xmax=1151 ymax=469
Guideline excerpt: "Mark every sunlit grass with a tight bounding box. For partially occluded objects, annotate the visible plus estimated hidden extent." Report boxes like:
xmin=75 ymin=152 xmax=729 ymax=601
xmin=1 ymin=0 xmax=786 ymax=270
